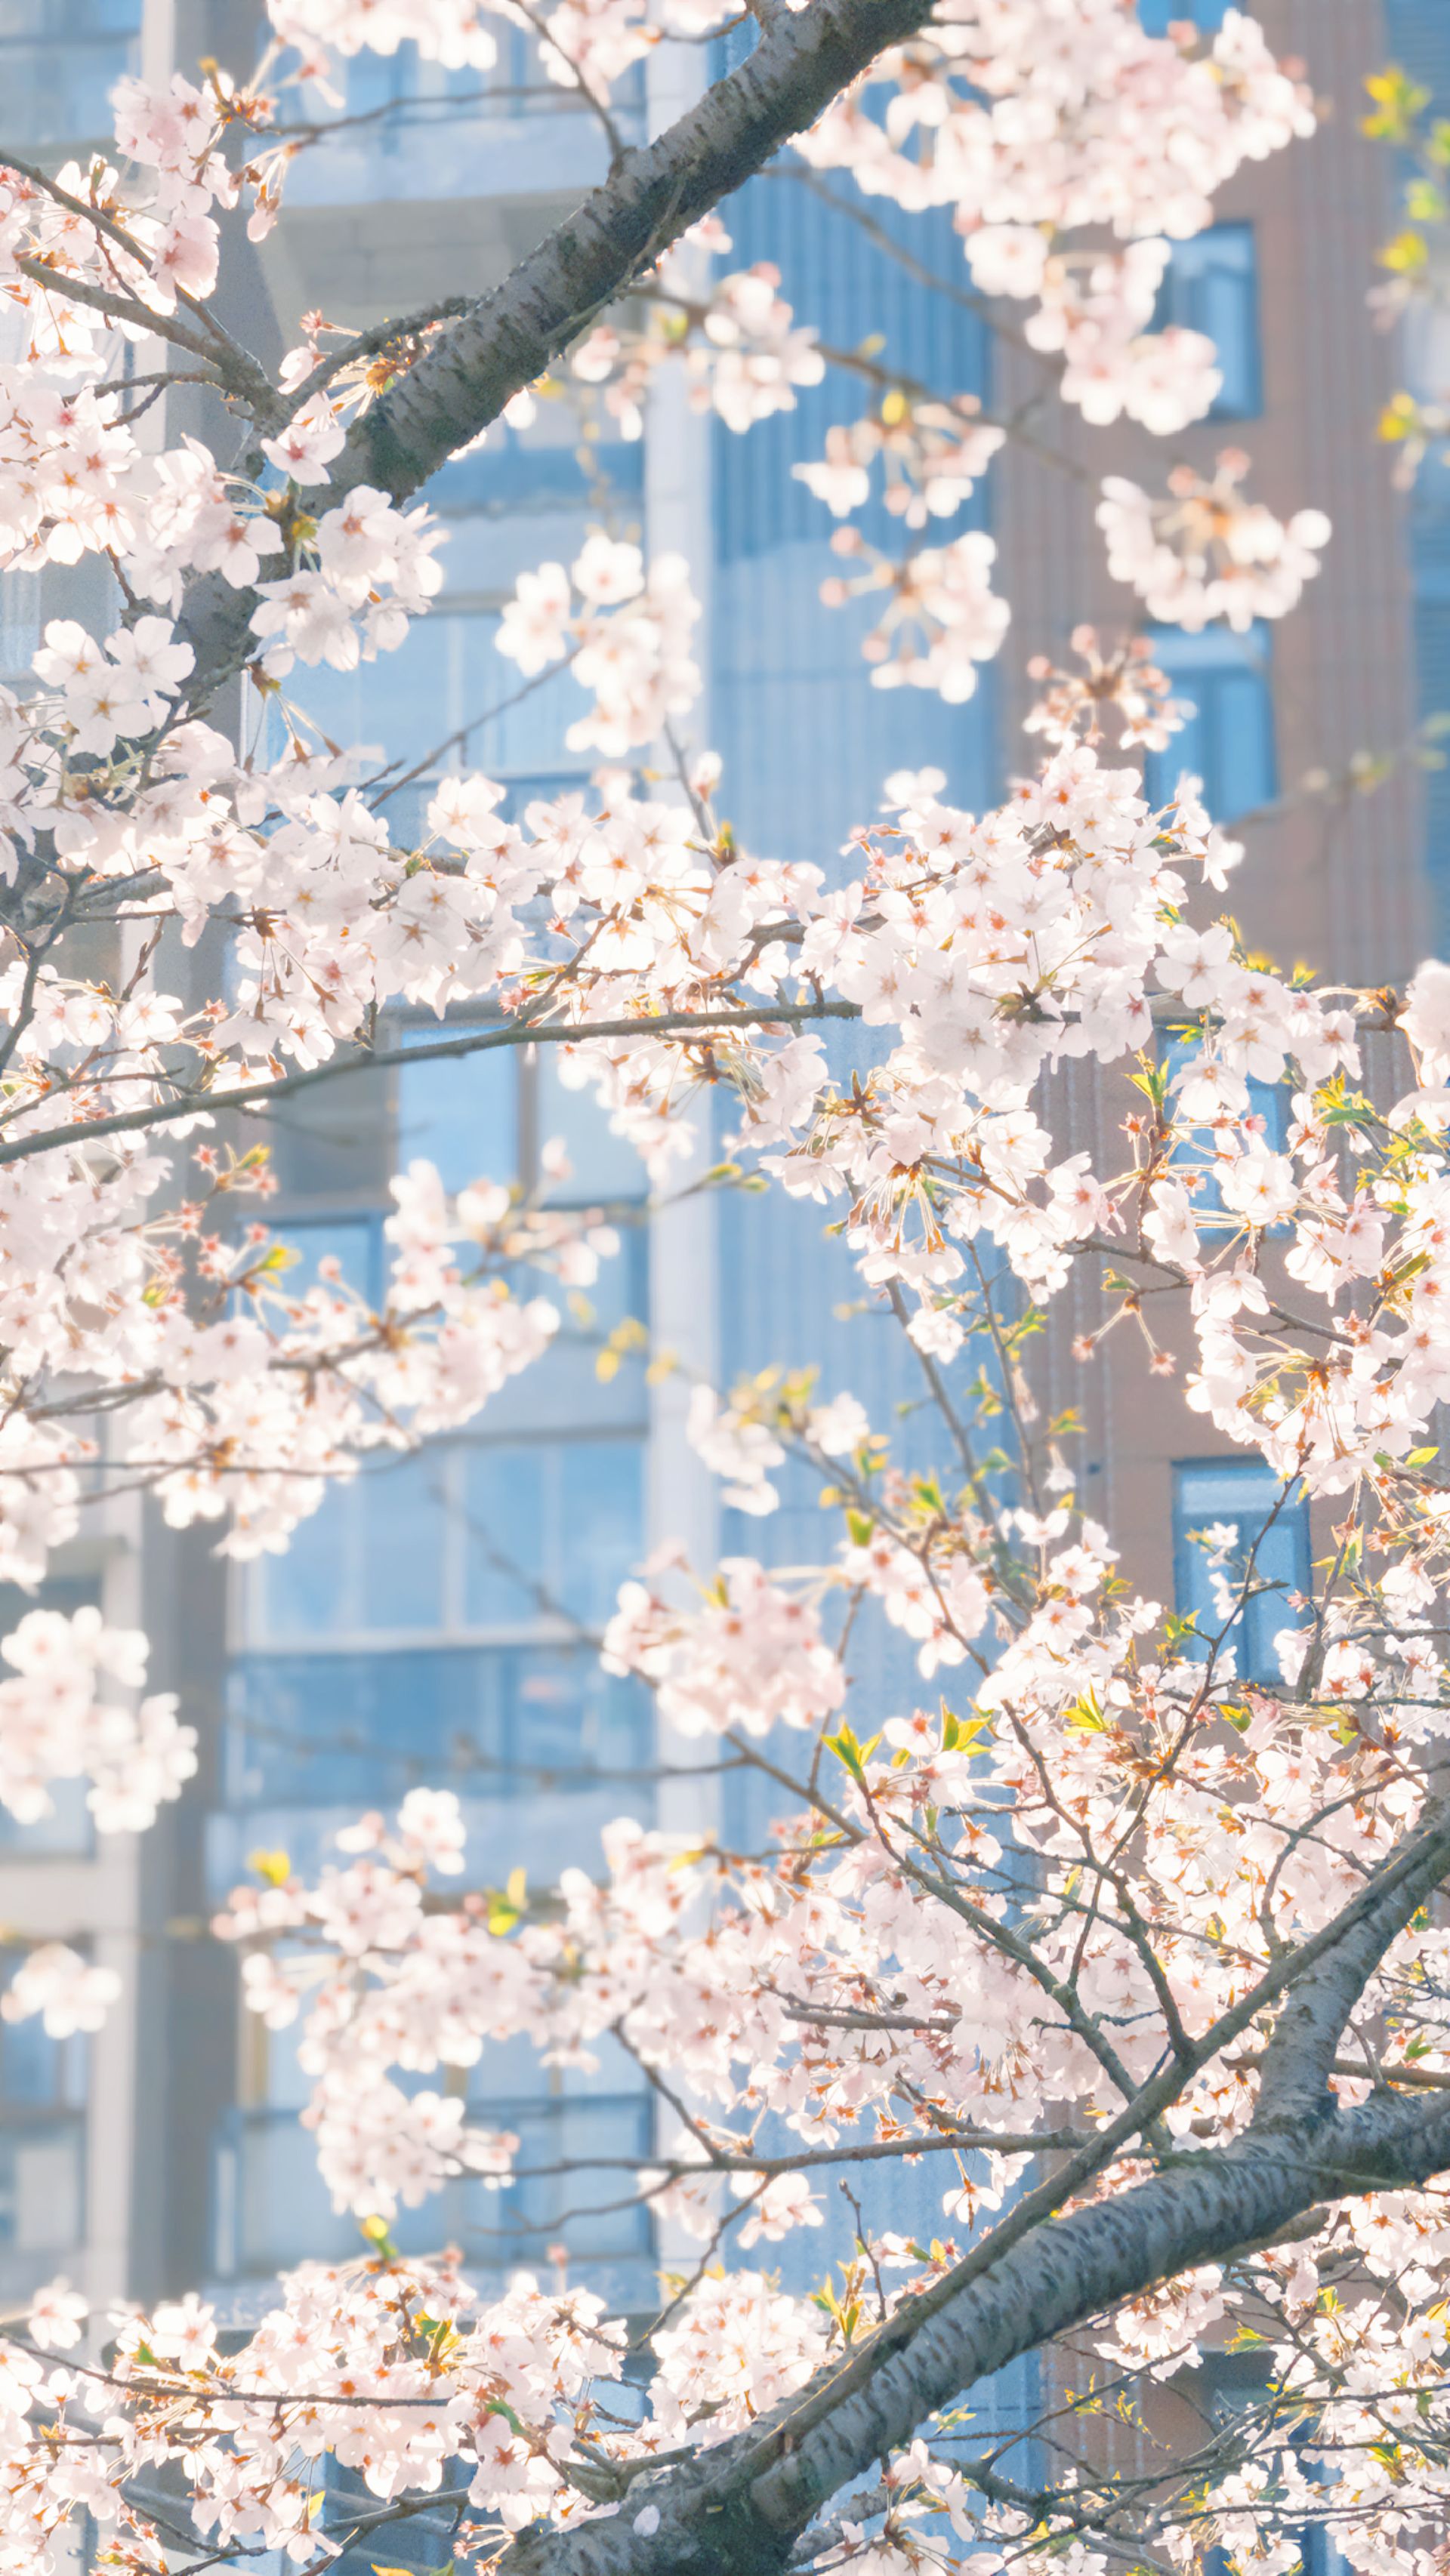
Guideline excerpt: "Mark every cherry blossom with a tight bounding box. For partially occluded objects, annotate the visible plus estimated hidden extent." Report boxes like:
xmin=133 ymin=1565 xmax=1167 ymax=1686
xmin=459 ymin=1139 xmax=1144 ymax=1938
xmin=0 ymin=15 xmax=1444 ymax=2576
xmin=2 ymin=1941 xmax=121 ymax=2036
xmin=1098 ymin=449 xmax=1332 ymax=632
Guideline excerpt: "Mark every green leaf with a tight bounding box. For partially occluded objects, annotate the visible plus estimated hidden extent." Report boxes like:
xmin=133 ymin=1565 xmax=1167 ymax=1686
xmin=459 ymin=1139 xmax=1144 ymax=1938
xmin=824 ymin=1722 xmax=881 ymax=1781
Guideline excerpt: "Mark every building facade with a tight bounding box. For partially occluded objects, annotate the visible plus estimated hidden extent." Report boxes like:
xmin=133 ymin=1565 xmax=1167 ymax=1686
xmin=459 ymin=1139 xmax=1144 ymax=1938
xmin=0 ymin=11 xmax=1428 ymax=2482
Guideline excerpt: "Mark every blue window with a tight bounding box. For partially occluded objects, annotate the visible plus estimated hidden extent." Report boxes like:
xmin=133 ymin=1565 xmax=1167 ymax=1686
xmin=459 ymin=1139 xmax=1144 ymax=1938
xmin=214 ymin=2070 xmax=653 ymax=2284
xmin=393 ymin=1029 xmax=646 ymax=1205
xmin=1157 ymin=224 xmax=1261 ymax=418
xmin=1138 ymin=0 xmax=1228 ymax=30
xmin=1383 ymin=7 xmax=1450 ymax=112
xmin=264 ymin=421 xmax=642 ymax=839
xmin=1144 ymin=623 xmax=1276 ymax=824
xmin=1173 ymin=1459 xmax=1310 ymax=1684
xmin=397 ymin=1030 xmax=521 ymax=1194
xmin=246 ymin=1422 xmax=645 ymax=1649
xmin=0 ymin=2 xmax=140 ymax=144
xmin=267 ymin=1012 xmax=645 ymax=1209
xmin=0 ymin=1950 xmax=88 ymax=2299
xmin=282 ymin=28 xmax=647 ymax=211
xmin=1411 ymin=565 xmax=1450 ymax=948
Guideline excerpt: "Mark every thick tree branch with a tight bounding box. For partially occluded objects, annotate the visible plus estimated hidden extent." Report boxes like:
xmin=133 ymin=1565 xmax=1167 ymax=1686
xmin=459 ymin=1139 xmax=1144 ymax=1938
xmin=176 ymin=0 xmax=937 ymax=698
xmin=1251 ymin=1791 xmax=1450 ymax=2128
xmin=490 ymin=1808 xmax=1450 ymax=2576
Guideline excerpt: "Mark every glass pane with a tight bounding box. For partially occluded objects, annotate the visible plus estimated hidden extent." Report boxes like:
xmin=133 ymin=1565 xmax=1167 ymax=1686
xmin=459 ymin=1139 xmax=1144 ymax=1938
xmin=226 ymin=1647 xmax=509 ymax=1805
xmin=0 ymin=1776 xmax=91 ymax=1855
xmin=254 ymin=1479 xmax=358 ymax=1642
xmin=557 ymin=1441 xmax=643 ymax=1629
xmin=1 ymin=2009 xmax=64 ymax=2109
xmin=1138 ymin=0 xmax=1226 ymax=27
xmin=223 ymin=1644 xmax=649 ymax=1811
xmin=1197 ymin=234 xmax=1260 ymax=418
xmin=538 ymin=1054 xmax=646 ymax=1201
xmin=1145 ymin=625 xmax=1276 ymax=823
xmin=467 ymin=2094 xmax=651 ymax=2261
xmin=505 ymin=1650 xmax=641 ymax=1776
xmin=284 ymin=615 xmax=455 ymax=776
xmin=238 ymin=2115 xmax=355 ymax=2269
xmin=1158 ymin=225 xmax=1261 ymax=419
xmin=463 ymin=1446 xmax=547 ymax=1628
xmin=0 ymin=569 xmax=40 ymax=682
xmin=0 ymin=2126 xmax=83 ymax=2254
xmin=359 ymin=1450 xmax=449 ymax=1632
xmin=0 ymin=2 xmax=141 ymax=143
xmin=397 ymin=1031 xmax=519 ymax=1192
xmin=1206 ymin=667 xmax=1276 ymax=818
xmin=267 ymin=1056 xmax=393 ymax=1200
xmin=268 ymin=1216 xmax=380 ymax=1304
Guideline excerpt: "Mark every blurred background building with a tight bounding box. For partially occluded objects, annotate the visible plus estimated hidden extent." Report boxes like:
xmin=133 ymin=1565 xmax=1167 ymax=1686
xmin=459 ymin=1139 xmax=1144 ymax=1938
xmin=0 ymin=5 xmax=1435 ymax=2441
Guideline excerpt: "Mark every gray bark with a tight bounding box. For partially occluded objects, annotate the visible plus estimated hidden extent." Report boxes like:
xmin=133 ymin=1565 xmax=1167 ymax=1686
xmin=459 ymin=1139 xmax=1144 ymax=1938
xmin=497 ymin=1814 xmax=1450 ymax=2576
xmin=500 ymin=2094 xmax=1450 ymax=2576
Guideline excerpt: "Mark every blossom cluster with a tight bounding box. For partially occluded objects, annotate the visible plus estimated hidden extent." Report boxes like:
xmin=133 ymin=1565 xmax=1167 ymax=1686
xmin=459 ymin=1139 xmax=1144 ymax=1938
xmin=1099 ymin=448 xmax=1332 ymax=631
xmin=0 ymin=1605 xmax=194 ymax=1836
xmin=601 ymin=1555 xmax=847 ymax=1738
xmin=495 ymin=535 xmax=702 ymax=756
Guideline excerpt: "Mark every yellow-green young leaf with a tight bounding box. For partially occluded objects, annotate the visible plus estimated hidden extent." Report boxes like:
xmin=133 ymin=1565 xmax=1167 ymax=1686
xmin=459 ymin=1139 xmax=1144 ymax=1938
xmin=247 ymin=1847 xmax=291 ymax=1887
xmin=824 ymin=1724 xmax=881 ymax=1781
xmin=1406 ymin=1446 xmax=1441 ymax=1466
xmin=1220 ymin=1704 xmax=1251 ymax=1735
xmin=1065 ymin=1695 xmax=1106 ymax=1733
xmin=1380 ymin=226 xmax=1430 ymax=274
xmin=251 ymin=1240 xmax=298 ymax=1279
xmin=845 ymin=1508 xmax=875 ymax=1547
xmin=1363 ymin=63 xmax=1430 ymax=141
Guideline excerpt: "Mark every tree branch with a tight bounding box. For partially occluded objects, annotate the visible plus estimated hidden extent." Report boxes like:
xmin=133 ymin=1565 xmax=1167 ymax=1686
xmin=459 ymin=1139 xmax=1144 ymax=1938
xmin=0 ymin=999 xmax=862 ymax=1169
xmin=176 ymin=0 xmax=939 ymax=698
